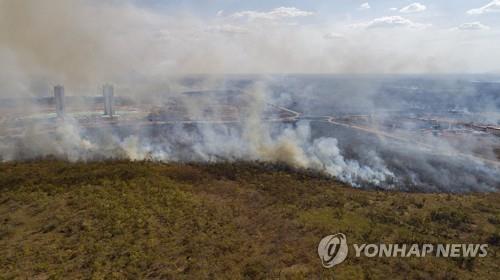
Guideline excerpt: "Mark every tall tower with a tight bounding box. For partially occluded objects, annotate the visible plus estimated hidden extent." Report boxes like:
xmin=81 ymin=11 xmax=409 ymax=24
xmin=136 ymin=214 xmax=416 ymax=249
xmin=103 ymin=84 xmax=114 ymax=117
xmin=54 ymin=85 xmax=65 ymax=117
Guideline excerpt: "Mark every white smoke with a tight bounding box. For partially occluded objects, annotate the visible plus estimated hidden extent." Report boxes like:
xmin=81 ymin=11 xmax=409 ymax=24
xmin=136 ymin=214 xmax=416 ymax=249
xmin=0 ymin=85 xmax=396 ymax=188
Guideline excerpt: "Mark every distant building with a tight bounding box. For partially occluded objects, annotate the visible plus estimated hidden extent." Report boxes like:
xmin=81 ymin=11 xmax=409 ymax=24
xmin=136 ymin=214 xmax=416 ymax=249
xmin=54 ymin=85 xmax=65 ymax=117
xmin=103 ymin=84 xmax=114 ymax=117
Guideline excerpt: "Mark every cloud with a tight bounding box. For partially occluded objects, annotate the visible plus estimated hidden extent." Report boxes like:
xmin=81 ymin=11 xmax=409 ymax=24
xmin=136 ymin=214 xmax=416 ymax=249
xmin=454 ymin=22 xmax=491 ymax=31
xmin=206 ymin=24 xmax=250 ymax=35
xmin=467 ymin=0 xmax=500 ymax=15
xmin=400 ymin=2 xmax=427 ymax=13
xmin=359 ymin=3 xmax=371 ymax=10
xmin=354 ymin=16 xmax=430 ymax=29
xmin=230 ymin=7 xmax=314 ymax=21
xmin=323 ymin=32 xmax=345 ymax=40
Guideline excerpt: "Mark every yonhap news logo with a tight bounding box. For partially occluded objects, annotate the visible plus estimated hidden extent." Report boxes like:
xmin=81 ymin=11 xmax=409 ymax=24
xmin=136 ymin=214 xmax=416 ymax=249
xmin=318 ymin=233 xmax=488 ymax=268
xmin=317 ymin=233 xmax=349 ymax=268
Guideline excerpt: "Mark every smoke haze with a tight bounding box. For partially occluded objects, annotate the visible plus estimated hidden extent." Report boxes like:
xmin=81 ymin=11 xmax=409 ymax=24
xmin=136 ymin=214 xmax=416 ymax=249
xmin=2 ymin=0 xmax=499 ymax=96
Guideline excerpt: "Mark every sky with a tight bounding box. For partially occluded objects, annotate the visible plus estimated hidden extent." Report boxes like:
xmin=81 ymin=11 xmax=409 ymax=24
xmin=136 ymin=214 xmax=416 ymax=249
xmin=136 ymin=0 xmax=500 ymax=28
xmin=120 ymin=0 xmax=500 ymax=73
xmin=0 ymin=0 xmax=499 ymax=94
xmin=107 ymin=0 xmax=500 ymax=74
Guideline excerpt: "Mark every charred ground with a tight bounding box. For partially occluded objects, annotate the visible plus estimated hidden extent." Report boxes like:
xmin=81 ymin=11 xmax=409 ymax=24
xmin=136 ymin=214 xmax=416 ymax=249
xmin=0 ymin=160 xmax=499 ymax=279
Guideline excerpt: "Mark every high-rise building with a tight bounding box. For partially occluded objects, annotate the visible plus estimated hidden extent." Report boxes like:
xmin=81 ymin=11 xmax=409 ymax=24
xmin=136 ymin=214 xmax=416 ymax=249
xmin=103 ymin=84 xmax=114 ymax=117
xmin=54 ymin=85 xmax=65 ymax=117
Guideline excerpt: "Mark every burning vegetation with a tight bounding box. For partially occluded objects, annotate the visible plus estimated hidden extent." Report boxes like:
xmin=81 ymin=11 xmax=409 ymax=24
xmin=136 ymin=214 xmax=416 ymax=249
xmin=1 ymin=80 xmax=499 ymax=192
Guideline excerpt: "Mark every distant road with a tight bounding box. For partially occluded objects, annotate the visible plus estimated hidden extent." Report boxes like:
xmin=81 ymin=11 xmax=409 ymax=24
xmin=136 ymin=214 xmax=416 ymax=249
xmin=325 ymin=116 xmax=500 ymax=168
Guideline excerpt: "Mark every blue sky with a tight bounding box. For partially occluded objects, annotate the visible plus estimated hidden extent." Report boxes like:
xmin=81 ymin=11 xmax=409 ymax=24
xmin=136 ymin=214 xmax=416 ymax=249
xmin=136 ymin=0 xmax=500 ymax=28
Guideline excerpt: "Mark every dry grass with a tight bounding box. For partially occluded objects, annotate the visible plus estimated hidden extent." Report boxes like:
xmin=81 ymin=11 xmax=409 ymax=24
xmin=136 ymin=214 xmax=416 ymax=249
xmin=0 ymin=160 xmax=499 ymax=279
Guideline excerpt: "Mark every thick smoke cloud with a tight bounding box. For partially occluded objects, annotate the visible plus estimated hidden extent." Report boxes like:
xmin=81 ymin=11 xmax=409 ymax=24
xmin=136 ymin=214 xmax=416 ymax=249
xmin=0 ymin=0 xmax=164 ymax=95
xmin=1 ymin=0 xmax=499 ymax=97
xmin=0 ymin=82 xmax=396 ymax=188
